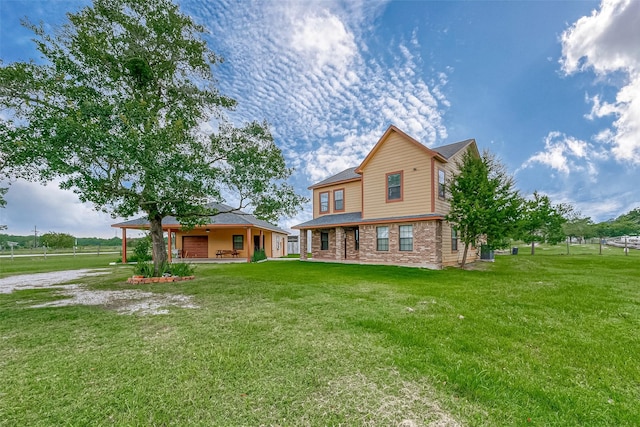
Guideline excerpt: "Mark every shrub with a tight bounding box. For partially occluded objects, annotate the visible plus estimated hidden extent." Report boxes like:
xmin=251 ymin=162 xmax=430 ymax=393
xmin=169 ymin=262 xmax=196 ymax=277
xmin=133 ymin=235 xmax=152 ymax=262
xmin=251 ymin=249 xmax=267 ymax=263
xmin=132 ymin=261 xmax=154 ymax=277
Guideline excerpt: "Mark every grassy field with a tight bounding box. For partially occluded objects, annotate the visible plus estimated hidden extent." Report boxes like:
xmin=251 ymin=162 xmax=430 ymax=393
xmin=0 ymin=245 xmax=638 ymax=425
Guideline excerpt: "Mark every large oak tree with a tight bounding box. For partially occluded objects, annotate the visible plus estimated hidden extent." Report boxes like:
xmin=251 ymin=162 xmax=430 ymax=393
xmin=0 ymin=0 xmax=305 ymax=274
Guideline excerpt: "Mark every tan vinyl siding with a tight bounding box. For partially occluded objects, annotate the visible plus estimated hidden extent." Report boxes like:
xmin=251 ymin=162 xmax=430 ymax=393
xmin=361 ymin=132 xmax=433 ymax=219
xmin=312 ymin=180 xmax=362 ymax=218
xmin=434 ymin=148 xmax=469 ymax=214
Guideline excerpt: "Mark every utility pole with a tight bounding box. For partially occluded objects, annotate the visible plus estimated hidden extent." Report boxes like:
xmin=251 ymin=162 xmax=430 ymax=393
xmin=32 ymin=225 xmax=38 ymax=248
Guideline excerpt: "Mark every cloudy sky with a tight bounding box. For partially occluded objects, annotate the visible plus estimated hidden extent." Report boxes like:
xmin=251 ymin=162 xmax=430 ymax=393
xmin=1 ymin=0 xmax=639 ymax=238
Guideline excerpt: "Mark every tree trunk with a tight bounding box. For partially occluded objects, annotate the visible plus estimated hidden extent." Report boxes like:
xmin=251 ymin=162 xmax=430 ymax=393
xmin=460 ymin=244 xmax=469 ymax=268
xmin=531 ymin=241 xmax=535 ymax=255
xmin=149 ymin=213 xmax=167 ymax=276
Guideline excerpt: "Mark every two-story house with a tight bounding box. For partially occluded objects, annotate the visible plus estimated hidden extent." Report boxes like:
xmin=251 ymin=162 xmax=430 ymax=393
xmin=293 ymin=125 xmax=479 ymax=269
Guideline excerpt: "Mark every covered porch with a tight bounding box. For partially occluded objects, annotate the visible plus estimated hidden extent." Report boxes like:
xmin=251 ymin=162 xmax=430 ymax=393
xmin=114 ymin=224 xmax=285 ymax=264
xmin=112 ymin=203 xmax=289 ymax=264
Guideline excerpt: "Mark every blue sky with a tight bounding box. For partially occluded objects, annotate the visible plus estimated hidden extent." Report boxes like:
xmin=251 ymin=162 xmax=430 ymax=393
xmin=1 ymin=0 xmax=639 ymax=238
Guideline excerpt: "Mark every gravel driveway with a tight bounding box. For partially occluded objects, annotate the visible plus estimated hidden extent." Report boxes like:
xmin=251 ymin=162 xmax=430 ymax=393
xmin=1 ymin=269 xmax=198 ymax=315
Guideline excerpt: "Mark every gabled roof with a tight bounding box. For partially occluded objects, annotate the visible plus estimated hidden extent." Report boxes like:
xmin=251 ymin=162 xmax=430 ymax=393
xmin=112 ymin=202 xmax=288 ymax=234
xmin=433 ymin=138 xmax=478 ymax=159
xmin=308 ymin=167 xmax=361 ymax=190
xmin=355 ymin=125 xmax=448 ymax=173
xmin=306 ymin=126 xmax=478 ymax=190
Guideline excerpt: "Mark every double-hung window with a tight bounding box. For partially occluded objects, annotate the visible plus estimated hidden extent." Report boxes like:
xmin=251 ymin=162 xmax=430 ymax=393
xmin=319 ymin=192 xmax=329 ymax=213
xmin=233 ymin=235 xmax=244 ymax=250
xmin=386 ymin=172 xmax=402 ymax=201
xmin=334 ymin=189 xmax=344 ymax=211
xmin=451 ymin=228 xmax=458 ymax=251
xmin=320 ymin=232 xmax=329 ymax=250
xmin=438 ymin=169 xmax=446 ymax=199
xmin=376 ymin=226 xmax=389 ymax=251
xmin=399 ymin=225 xmax=413 ymax=251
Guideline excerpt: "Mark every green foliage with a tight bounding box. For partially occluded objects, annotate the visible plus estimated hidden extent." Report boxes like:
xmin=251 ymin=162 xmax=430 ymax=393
xmin=132 ymin=261 xmax=155 ymax=277
xmin=251 ymin=249 xmax=267 ymax=263
xmin=40 ymin=232 xmax=75 ymax=249
xmin=0 ymin=0 xmax=305 ymax=277
xmin=446 ymin=149 xmax=521 ymax=266
xmin=132 ymin=235 xmax=152 ymax=262
xmin=517 ymin=192 xmax=571 ymax=253
xmin=168 ymin=262 xmax=196 ymax=277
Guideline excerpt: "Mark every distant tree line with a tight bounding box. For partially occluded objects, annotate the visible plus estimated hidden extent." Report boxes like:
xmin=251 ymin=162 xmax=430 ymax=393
xmin=0 ymin=233 xmax=139 ymax=249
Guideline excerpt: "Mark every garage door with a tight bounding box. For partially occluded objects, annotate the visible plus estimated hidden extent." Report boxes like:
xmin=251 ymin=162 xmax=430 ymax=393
xmin=182 ymin=236 xmax=208 ymax=258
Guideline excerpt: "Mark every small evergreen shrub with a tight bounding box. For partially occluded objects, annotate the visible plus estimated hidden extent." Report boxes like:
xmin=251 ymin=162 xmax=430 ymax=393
xmin=251 ymin=249 xmax=267 ymax=263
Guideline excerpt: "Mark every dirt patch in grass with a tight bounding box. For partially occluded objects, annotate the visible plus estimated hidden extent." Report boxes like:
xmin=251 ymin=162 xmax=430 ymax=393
xmin=306 ymin=370 xmax=461 ymax=426
xmin=1 ymin=269 xmax=198 ymax=315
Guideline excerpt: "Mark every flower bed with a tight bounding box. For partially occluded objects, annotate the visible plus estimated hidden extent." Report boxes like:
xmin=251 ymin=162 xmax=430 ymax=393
xmin=127 ymin=276 xmax=195 ymax=285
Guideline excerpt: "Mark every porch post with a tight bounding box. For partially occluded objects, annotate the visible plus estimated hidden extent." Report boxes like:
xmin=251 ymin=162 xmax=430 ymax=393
xmin=300 ymin=230 xmax=307 ymax=260
xmin=121 ymin=228 xmax=127 ymax=264
xmin=246 ymin=227 xmax=252 ymax=263
xmin=167 ymin=228 xmax=172 ymax=263
xmin=335 ymin=227 xmax=345 ymax=260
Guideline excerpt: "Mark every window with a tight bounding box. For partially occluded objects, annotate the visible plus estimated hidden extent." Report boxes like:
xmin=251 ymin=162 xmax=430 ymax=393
xmin=320 ymin=192 xmax=329 ymax=213
xmin=320 ymin=232 xmax=329 ymax=250
xmin=334 ymin=189 xmax=344 ymax=211
xmin=399 ymin=225 xmax=413 ymax=251
xmin=438 ymin=169 xmax=446 ymax=199
xmin=386 ymin=172 xmax=402 ymax=201
xmin=354 ymin=228 xmax=359 ymax=251
xmin=233 ymin=235 xmax=244 ymax=250
xmin=376 ymin=226 xmax=389 ymax=251
xmin=451 ymin=228 xmax=458 ymax=251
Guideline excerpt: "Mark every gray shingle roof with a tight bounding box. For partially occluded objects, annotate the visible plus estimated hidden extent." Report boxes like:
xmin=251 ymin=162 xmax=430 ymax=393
xmin=308 ymin=139 xmax=475 ymax=189
xmin=112 ymin=202 xmax=288 ymax=234
xmin=308 ymin=167 xmax=360 ymax=189
xmin=294 ymin=212 xmax=443 ymax=229
xmin=433 ymin=139 xmax=475 ymax=159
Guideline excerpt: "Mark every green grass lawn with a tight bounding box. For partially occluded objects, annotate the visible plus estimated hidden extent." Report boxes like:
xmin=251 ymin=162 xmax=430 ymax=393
xmin=0 ymin=247 xmax=638 ymax=425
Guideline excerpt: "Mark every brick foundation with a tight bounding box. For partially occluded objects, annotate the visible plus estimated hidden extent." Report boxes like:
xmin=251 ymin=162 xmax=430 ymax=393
xmin=308 ymin=220 xmax=444 ymax=269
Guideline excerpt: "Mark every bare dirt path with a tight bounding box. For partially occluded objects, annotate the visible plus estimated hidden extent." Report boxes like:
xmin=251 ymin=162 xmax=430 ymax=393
xmin=1 ymin=269 xmax=198 ymax=315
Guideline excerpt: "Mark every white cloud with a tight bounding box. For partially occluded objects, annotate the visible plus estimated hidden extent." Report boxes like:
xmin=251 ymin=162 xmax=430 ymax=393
xmin=560 ymin=0 xmax=640 ymax=163
xmin=188 ymin=0 xmax=449 ymax=186
xmin=290 ymin=10 xmax=357 ymax=73
xmin=522 ymin=131 xmax=597 ymax=177
xmin=2 ymin=179 xmax=123 ymax=238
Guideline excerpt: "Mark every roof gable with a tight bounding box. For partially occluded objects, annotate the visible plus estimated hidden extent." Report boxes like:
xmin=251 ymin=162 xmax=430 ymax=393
xmin=355 ymin=125 xmax=447 ymax=173
xmin=434 ymin=139 xmax=478 ymax=159
xmin=308 ymin=167 xmax=361 ymax=190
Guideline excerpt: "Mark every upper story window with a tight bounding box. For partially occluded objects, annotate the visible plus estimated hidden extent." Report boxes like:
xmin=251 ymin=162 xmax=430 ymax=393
xmin=386 ymin=171 xmax=403 ymax=202
xmin=319 ymin=191 xmax=329 ymax=213
xmin=438 ymin=169 xmax=446 ymax=199
xmin=334 ymin=189 xmax=344 ymax=211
